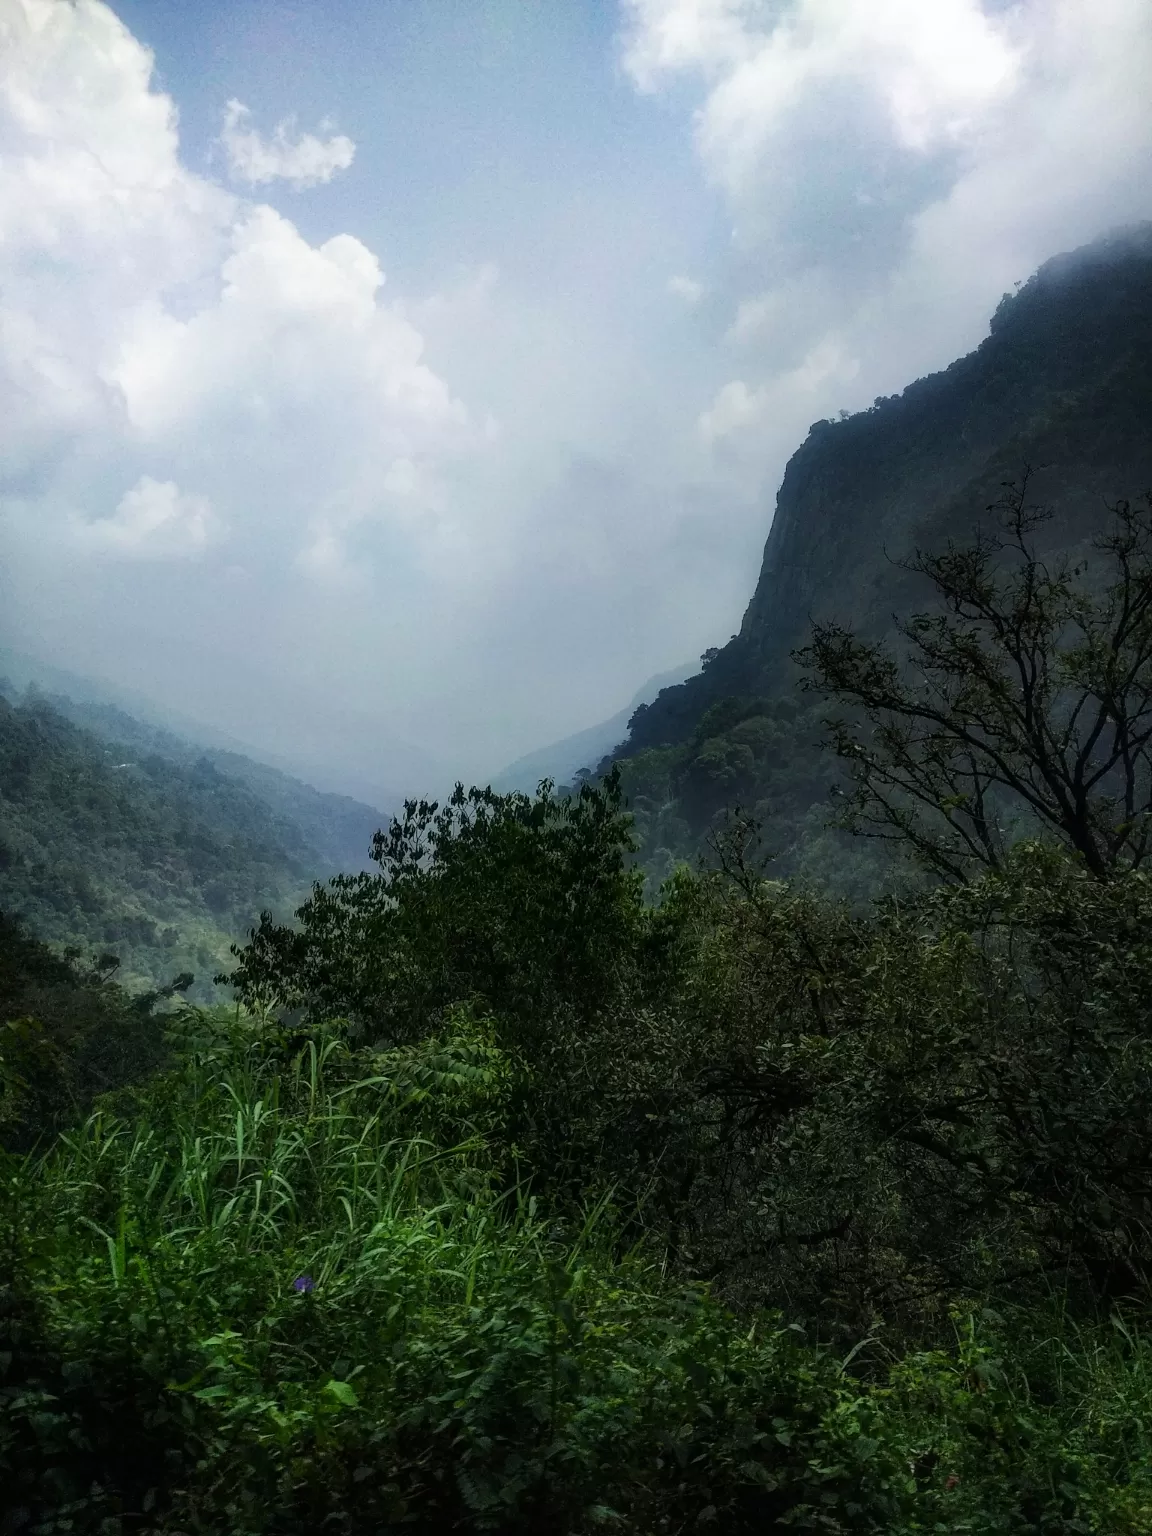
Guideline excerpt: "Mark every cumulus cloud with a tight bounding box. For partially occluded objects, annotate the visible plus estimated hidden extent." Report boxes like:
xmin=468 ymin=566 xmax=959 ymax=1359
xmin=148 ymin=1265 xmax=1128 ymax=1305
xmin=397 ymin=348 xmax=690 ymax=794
xmin=622 ymin=0 xmax=1152 ymax=454
xmin=78 ymin=476 xmax=222 ymax=557
xmin=624 ymin=0 xmax=1019 ymax=177
xmin=0 ymin=0 xmax=505 ymax=791
xmin=219 ymin=99 xmax=356 ymax=188
xmin=0 ymin=0 xmax=475 ymax=585
xmin=0 ymin=0 xmax=234 ymax=468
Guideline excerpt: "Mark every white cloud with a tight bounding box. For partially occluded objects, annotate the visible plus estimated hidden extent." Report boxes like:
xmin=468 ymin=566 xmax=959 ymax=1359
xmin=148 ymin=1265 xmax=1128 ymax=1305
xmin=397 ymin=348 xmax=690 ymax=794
xmin=0 ymin=0 xmax=235 ymax=466
xmin=622 ymin=0 xmax=751 ymax=88
xmin=0 ymin=0 xmax=477 ymax=589
xmin=220 ymin=99 xmax=355 ymax=188
xmin=698 ymin=378 xmax=762 ymax=442
xmin=623 ymin=0 xmax=1152 ymax=473
xmin=624 ymin=0 xmax=1020 ymax=194
xmin=667 ymin=274 xmax=704 ymax=302
xmin=699 ymin=337 xmax=859 ymax=444
xmin=78 ymin=475 xmax=221 ymax=556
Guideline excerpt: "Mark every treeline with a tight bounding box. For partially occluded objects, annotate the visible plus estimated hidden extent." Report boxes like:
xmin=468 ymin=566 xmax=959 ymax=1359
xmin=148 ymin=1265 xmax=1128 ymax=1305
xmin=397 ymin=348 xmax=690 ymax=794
xmin=5 ymin=490 xmax=1152 ymax=1530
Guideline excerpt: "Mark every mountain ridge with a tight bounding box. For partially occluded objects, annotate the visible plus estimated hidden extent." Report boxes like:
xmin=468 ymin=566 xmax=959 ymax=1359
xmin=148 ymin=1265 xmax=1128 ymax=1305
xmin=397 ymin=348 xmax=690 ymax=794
xmin=492 ymin=662 xmax=698 ymax=793
xmin=609 ymin=223 xmax=1152 ymax=878
xmin=0 ymin=684 xmax=389 ymax=996
xmin=626 ymin=222 xmax=1152 ymax=757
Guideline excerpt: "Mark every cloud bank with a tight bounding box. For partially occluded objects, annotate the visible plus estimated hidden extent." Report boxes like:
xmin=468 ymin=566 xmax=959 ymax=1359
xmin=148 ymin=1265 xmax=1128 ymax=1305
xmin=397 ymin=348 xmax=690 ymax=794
xmin=622 ymin=0 xmax=1152 ymax=453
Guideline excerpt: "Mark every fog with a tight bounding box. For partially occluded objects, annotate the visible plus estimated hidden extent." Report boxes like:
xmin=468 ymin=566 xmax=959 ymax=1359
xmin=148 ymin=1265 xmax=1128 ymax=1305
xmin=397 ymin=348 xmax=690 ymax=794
xmin=2 ymin=0 xmax=1150 ymax=805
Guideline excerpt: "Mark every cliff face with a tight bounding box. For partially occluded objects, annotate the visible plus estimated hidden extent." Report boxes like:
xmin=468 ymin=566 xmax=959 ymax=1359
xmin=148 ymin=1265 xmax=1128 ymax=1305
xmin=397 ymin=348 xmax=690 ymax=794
xmin=627 ymin=224 xmax=1152 ymax=755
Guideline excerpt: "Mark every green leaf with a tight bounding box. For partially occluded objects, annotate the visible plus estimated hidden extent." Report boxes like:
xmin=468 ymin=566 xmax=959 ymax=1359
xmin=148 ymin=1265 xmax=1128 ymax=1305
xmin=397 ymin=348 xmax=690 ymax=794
xmin=324 ymin=1378 xmax=360 ymax=1408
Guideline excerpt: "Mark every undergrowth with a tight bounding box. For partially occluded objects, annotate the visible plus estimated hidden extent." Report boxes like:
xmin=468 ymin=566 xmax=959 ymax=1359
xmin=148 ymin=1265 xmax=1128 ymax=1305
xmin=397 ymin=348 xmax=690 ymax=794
xmin=2 ymin=1007 xmax=1151 ymax=1533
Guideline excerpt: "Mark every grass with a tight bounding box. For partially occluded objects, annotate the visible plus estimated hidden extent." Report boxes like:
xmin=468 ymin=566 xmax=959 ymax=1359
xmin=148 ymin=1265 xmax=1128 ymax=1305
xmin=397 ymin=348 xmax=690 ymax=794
xmin=3 ymin=1007 xmax=1152 ymax=1534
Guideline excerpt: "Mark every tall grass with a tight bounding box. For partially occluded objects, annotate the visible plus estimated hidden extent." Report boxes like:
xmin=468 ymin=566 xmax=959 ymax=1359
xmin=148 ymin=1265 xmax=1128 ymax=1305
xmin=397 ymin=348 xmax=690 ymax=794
xmin=3 ymin=1006 xmax=1152 ymax=1534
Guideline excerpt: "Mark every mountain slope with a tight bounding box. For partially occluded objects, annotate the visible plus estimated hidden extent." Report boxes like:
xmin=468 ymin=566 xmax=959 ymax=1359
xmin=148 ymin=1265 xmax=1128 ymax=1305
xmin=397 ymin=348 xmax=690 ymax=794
xmin=492 ymin=663 xmax=697 ymax=793
xmin=612 ymin=224 xmax=1152 ymax=877
xmin=39 ymin=694 xmax=386 ymax=875
xmin=0 ymin=649 xmax=394 ymax=862
xmin=0 ymin=688 xmax=359 ymax=995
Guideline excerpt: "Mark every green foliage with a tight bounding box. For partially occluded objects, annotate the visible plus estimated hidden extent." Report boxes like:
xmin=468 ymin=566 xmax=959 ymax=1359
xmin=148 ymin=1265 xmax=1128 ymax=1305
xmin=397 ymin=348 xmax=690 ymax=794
xmin=800 ymin=484 xmax=1152 ymax=882
xmin=0 ymin=692 xmax=334 ymax=996
xmin=228 ymin=767 xmax=1152 ymax=1322
xmin=0 ymin=1014 xmax=889 ymax=1534
xmin=611 ymin=693 xmax=855 ymax=896
xmin=641 ymin=842 xmax=1152 ymax=1323
xmin=6 ymin=1012 xmax=1151 ymax=1534
xmin=229 ymin=770 xmax=653 ymax=1048
xmin=0 ymin=911 xmax=176 ymax=1150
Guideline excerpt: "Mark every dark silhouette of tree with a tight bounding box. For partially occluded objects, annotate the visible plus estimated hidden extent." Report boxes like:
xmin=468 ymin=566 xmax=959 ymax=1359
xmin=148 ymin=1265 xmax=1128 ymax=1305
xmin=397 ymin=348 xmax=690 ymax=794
xmin=798 ymin=475 xmax=1152 ymax=881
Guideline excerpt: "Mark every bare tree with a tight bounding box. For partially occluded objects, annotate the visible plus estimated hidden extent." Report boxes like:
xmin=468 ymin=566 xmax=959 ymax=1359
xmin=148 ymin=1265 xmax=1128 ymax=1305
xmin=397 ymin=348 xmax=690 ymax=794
xmin=797 ymin=475 xmax=1152 ymax=882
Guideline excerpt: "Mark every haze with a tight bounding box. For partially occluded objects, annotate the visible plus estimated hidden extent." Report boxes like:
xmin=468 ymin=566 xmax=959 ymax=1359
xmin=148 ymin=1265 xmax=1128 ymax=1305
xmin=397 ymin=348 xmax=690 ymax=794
xmin=2 ymin=0 xmax=1150 ymax=805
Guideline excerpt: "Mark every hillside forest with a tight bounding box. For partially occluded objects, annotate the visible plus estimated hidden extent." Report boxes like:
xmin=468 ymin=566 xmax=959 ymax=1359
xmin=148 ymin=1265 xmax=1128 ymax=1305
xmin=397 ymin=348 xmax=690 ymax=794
xmin=0 ymin=682 xmax=386 ymax=999
xmin=4 ymin=230 xmax=1152 ymax=1533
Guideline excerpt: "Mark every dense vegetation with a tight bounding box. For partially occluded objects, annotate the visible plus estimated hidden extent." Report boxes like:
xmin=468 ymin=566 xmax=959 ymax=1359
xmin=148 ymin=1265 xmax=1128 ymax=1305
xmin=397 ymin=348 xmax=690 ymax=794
xmin=611 ymin=227 xmax=1152 ymax=876
xmin=0 ymin=911 xmax=178 ymax=1152
xmin=6 ymin=229 xmax=1152 ymax=1531
xmin=0 ymin=687 xmax=382 ymax=997
xmin=42 ymin=694 xmax=385 ymax=875
xmin=7 ymin=485 xmax=1152 ymax=1530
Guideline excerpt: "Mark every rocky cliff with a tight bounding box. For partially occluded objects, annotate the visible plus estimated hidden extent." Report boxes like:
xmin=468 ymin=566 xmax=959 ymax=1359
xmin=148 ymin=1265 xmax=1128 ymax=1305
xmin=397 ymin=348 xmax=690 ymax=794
xmin=626 ymin=224 xmax=1152 ymax=758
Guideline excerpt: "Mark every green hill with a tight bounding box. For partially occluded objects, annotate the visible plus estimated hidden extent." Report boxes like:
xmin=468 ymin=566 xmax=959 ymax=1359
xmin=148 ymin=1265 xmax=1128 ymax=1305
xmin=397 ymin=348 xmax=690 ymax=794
xmin=0 ymin=687 xmax=386 ymax=997
xmin=40 ymin=693 xmax=386 ymax=875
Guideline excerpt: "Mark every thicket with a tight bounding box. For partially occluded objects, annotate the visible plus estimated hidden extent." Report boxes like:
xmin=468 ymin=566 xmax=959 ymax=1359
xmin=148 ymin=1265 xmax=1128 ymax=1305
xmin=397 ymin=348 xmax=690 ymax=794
xmin=0 ymin=912 xmax=180 ymax=1152
xmin=5 ymin=490 xmax=1152 ymax=1530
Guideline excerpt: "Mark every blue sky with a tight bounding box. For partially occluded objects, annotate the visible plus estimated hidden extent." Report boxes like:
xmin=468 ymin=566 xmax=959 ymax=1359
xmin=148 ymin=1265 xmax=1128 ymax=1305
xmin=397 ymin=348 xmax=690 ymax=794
xmin=110 ymin=0 xmax=721 ymax=290
xmin=2 ymin=0 xmax=1150 ymax=803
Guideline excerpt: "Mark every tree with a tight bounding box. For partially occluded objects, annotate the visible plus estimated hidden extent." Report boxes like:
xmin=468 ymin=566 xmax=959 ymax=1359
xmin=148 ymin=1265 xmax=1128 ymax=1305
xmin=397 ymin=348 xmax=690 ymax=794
xmin=226 ymin=769 xmax=650 ymax=1049
xmin=798 ymin=476 xmax=1152 ymax=881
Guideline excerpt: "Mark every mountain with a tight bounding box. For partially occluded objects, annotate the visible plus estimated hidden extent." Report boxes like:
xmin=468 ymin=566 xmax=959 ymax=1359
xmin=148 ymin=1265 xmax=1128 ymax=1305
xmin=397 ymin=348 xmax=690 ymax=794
xmin=36 ymin=693 xmax=386 ymax=876
xmin=492 ymin=662 xmax=698 ymax=794
xmin=0 ymin=647 xmax=285 ymax=761
xmin=0 ymin=646 xmax=440 ymax=813
xmin=610 ymin=224 xmax=1152 ymax=880
xmin=0 ymin=686 xmax=387 ymax=997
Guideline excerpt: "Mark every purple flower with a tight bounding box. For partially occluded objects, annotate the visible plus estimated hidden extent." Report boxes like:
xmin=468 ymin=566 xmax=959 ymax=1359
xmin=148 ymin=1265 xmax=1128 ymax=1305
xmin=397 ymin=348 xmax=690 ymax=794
xmin=292 ymin=1274 xmax=316 ymax=1293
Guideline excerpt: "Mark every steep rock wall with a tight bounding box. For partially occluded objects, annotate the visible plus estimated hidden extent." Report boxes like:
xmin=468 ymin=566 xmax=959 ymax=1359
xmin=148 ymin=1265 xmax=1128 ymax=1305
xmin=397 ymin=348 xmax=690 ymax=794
xmin=626 ymin=224 xmax=1152 ymax=755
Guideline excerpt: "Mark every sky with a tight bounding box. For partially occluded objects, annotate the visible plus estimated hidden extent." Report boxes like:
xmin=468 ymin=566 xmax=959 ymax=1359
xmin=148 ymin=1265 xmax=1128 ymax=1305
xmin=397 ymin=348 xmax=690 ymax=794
xmin=1 ymin=0 xmax=1150 ymax=804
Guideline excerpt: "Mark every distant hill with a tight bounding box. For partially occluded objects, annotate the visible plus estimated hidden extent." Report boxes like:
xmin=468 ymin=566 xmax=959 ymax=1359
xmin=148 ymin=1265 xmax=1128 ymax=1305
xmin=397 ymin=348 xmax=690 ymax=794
xmin=0 ymin=686 xmax=388 ymax=998
xmin=0 ymin=646 xmax=435 ymax=815
xmin=609 ymin=224 xmax=1152 ymax=881
xmin=39 ymin=694 xmax=386 ymax=876
xmin=492 ymin=663 xmax=698 ymax=794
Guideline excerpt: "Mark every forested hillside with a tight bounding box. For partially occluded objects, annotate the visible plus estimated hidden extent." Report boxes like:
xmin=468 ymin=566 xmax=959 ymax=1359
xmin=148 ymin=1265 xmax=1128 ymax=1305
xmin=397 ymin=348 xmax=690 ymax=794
xmin=44 ymin=693 xmax=386 ymax=874
xmin=609 ymin=224 xmax=1152 ymax=882
xmin=0 ymin=687 xmax=383 ymax=996
xmin=8 ymin=226 xmax=1152 ymax=1536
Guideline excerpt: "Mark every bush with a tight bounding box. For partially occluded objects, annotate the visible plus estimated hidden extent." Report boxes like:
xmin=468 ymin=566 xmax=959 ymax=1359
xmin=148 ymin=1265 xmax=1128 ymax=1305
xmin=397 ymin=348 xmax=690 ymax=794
xmin=0 ymin=1012 xmax=904 ymax=1534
